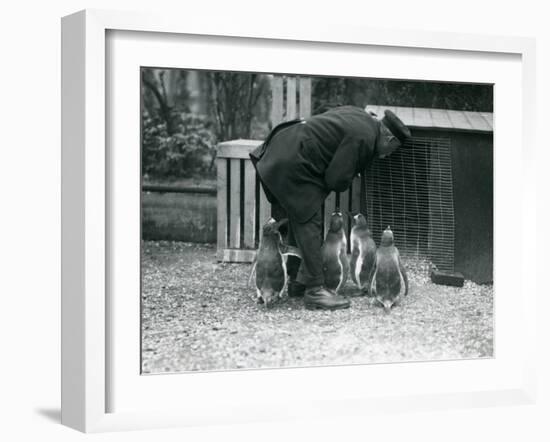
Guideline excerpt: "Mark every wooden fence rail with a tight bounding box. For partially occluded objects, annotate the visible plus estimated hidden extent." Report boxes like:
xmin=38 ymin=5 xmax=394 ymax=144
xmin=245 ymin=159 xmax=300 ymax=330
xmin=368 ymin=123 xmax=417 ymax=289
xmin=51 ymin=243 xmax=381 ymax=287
xmin=216 ymin=139 xmax=364 ymax=262
xmin=216 ymin=139 xmax=263 ymax=262
xmin=142 ymin=184 xmax=216 ymax=195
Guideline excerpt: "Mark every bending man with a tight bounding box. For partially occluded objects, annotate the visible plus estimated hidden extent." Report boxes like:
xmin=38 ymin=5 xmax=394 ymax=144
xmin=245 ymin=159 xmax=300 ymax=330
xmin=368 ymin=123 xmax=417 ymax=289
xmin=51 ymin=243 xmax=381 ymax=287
xmin=250 ymin=105 xmax=410 ymax=310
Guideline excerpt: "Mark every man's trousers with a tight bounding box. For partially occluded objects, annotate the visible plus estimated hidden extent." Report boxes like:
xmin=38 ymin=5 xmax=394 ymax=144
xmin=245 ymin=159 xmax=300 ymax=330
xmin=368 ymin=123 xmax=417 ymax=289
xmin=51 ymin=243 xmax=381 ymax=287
xmin=285 ymin=209 xmax=325 ymax=288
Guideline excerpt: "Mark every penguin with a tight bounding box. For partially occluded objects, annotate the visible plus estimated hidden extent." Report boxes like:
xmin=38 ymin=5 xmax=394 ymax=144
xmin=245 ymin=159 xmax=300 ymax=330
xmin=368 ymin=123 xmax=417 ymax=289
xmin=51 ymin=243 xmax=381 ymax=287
xmin=321 ymin=212 xmax=349 ymax=293
xmin=253 ymin=218 xmax=301 ymax=307
xmin=349 ymin=213 xmax=377 ymax=295
xmin=369 ymin=226 xmax=408 ymax=313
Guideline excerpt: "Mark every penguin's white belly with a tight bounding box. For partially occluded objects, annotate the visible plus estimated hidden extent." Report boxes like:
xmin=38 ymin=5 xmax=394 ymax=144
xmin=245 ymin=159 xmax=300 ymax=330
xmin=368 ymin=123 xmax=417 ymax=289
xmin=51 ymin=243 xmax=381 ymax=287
xmin=336 ymin=236 xmax=347 ymax=291
xmin=336 ymin=254 xmax=344 ymax=291
xmin=355 ymin=255 xmax=364 ymax=289
xmin=280 ymin=253 xmax=288 ymax=298
xmin=350 ymin=232 xmax=362 ymax=288
xmin=392 ymin=254 xmax=406 ymax=298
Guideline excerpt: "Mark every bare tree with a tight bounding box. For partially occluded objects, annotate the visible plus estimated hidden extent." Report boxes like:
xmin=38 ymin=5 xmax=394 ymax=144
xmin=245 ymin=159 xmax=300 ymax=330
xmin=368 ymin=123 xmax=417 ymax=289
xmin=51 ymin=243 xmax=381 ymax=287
xmin=142 ymin=69 xmax=190 ymax=134
xmin=207 ymin=72 xmax=266 ymax=141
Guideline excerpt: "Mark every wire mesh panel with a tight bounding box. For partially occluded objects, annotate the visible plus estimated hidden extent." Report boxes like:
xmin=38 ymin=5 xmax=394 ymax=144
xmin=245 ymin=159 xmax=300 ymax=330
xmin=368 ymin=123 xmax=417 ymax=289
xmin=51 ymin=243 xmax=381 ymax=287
xmin=365 ymin=136 xmax=455 ymax=272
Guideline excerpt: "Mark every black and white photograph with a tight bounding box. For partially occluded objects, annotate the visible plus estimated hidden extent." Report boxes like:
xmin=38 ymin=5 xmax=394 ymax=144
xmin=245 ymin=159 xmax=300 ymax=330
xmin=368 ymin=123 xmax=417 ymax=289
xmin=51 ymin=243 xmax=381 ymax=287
xmin=140 ymin=68 xmax=494 ymax=374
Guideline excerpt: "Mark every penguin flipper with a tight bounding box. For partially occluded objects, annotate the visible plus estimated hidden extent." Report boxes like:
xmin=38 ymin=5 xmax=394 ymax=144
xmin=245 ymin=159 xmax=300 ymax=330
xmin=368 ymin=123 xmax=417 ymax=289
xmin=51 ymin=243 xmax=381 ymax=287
xmin=359 ymin=248 xmax=376 ymax=290
xmin=281 ymin=244 xmax=302 ymax=260
xmin=349 ymin=231 xmax=359 ymax=285
xmin=350 ymin=254 xmax=358 ymax=285
xmin=335 ymin=252 xmax=349 ymax=292
xmin=368 ymin=259 xmax=378 ymax=297
xmin=398 ymin=256 xmax=409 ymax=297
xmin=340 ymin=252 xmax=350 ymax=285
xmin=247 ymin=259 xmax=257 ymax=288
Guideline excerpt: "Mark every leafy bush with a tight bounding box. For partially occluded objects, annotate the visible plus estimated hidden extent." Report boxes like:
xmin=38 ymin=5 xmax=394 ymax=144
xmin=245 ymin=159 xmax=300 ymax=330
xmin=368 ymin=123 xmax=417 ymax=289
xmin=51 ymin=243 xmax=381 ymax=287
xmin=142 ymin=110 xmax=217 ymax=181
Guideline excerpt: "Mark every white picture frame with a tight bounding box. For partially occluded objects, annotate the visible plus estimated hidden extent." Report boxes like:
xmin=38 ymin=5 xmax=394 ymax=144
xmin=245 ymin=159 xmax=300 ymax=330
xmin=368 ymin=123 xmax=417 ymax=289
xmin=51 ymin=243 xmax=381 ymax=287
xmin=61 ymin=9 xmax=537 ymax=433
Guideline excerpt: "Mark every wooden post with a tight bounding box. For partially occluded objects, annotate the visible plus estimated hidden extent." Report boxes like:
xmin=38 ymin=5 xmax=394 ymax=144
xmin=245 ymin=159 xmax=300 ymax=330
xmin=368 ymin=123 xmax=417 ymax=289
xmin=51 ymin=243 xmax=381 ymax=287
xmin=351 ymin=175 xmax=362 ymax=214
xmin=286 ymin=77 xmax=297 ymax=120
xmin=299 ymin=77 xmax=311 ymax=119
xmin=271 ymin=76 xmax=284 ymax=126
xmin=243 ymin=161 xmax=256 ymax=249
xmin=229 ymin=158 xmax=241 ymax=248
xmin=258 ymin=186 xmax=271 ymax=227
xmin=360 ymin=172 xmax=367 ymax=216
xmin=324 ymin=192 xmax=337 ymax=238
xmin=216 ymin=158 xmax=228 ymax=261
xmin=340 ymin=188 xmax=350 ymax=233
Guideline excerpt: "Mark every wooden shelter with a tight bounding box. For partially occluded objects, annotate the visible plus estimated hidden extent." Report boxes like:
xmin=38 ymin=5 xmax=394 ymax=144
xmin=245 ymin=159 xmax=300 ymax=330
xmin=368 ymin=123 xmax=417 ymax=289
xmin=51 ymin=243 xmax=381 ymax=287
xmin=365 ymin=105 xmax=493 ymax=284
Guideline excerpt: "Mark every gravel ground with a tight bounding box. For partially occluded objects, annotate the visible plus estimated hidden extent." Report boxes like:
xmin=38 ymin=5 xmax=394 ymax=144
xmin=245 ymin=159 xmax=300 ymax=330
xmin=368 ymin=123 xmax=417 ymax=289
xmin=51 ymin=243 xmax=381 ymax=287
xmin=141 ymin=241 xmax=493 ymax=374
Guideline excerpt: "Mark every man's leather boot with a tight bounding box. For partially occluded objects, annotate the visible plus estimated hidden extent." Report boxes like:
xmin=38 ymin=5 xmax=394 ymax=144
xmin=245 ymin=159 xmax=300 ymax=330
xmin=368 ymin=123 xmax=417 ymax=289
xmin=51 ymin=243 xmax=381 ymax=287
xmin=304 ymin=286 xmax=350 ymax=310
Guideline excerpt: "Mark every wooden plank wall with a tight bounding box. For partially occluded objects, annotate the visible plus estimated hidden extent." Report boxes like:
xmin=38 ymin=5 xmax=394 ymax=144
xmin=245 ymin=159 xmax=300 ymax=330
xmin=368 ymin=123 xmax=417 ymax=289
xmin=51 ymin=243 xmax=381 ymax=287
xmin=243 ymin=162 xmax=256 ymax=249
xmin=217 ymin=141 xmax=364 ymax=261
xmin=229 ymin=158 xmax=241 ymax=249
xmin=216 ymin=141 xmax=262 ymax=263
xmin=271 ymin=76 xmax=284 ymax=126
xmin=216 ymin=159 xmax=228 ymax=261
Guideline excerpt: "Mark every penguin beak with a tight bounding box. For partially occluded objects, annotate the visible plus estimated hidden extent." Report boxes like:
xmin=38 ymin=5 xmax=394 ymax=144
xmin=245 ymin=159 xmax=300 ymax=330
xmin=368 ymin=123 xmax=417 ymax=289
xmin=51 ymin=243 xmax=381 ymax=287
xmin=382 ymin=299 xmax=393 ymax=313
xmin=263 ymin=296 xmax=273 ymax=308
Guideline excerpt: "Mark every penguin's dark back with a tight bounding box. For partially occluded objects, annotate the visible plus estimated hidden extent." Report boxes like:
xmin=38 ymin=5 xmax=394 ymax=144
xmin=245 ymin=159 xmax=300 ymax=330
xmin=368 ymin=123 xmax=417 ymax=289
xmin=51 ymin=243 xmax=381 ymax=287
xmin=256 ymin=241 xmax=285 ymax=292
xmin=328 ymin=213 xmax=345 ymax=233
xmin=322 ymin=232 xmax=342 ymax=262
xmin=256 ymin=257 xmax=285 ymax=288
xmin=352 ymin=225 xmax=373 ymax=242
xmin=325 ymin=229 xmax=345 ymax=245
xmin=375 ymin=246 xmax=401 ymax=293
xmin=352 ymin=213 xmax=368 ymax=228
xmin=257 ymin=244 xmax=280 ymax=261
xmin=257 ymin=234 xmax=283 ymax=268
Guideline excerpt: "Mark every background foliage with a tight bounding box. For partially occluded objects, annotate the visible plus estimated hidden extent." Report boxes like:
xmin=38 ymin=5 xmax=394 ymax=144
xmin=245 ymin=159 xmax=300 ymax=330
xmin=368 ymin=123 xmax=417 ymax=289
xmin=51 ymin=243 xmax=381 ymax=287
xmin=311 ymin=77 xmax=493 ymax=113
xmin=142 ymin=110 xmax=217 ymax=181
xmin=141 ymin=68 xmax=493 ymax=183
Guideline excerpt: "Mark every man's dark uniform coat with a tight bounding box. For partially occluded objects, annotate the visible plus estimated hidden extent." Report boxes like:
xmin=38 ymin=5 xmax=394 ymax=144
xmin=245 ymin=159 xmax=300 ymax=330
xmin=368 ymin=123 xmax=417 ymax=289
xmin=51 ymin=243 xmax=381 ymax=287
xmin=250 ymin=105 xmax=380 ymax=223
